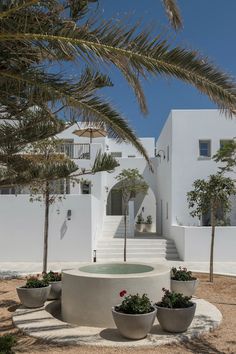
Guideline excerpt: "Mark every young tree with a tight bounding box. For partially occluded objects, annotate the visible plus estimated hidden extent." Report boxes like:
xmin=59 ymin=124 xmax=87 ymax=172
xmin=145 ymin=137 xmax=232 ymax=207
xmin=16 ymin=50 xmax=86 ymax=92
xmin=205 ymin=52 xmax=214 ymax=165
xmin=115 ymin=169 xmax=148 ymax=262
xmin=214 ymin=139 xmax=236 ymax=174
xmin=187 ymin=174 xmax=236 ymax=282
xmin=20 ymin=139 xmax=119 ymax=273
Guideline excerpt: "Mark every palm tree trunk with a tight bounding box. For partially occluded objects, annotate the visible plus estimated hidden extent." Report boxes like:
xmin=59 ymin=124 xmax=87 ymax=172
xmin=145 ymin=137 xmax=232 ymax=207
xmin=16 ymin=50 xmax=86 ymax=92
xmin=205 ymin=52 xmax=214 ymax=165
xmin=209 ymin=209 xmax=216 ymax=282
xmin=124 ymin=205 xmax=127 ymax=262
xmin=43 ymin=182 xmax=50 ymax=273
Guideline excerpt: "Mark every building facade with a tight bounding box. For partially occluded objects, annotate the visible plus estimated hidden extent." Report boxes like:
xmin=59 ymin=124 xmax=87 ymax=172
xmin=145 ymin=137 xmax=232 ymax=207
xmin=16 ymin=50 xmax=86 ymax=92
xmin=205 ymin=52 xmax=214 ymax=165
xmin=0 ymin=110 xmax=236 ymax=263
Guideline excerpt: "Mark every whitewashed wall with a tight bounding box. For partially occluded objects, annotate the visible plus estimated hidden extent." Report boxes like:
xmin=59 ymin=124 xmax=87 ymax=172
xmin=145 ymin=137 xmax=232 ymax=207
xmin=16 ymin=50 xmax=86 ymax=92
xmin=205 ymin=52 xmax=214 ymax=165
xmin=172 ymin=225 xmax=236 ymax=261
xmin=107 ymin=138 xmax=155 ymax=158
xmin=171 ymin=110 xmax=236 ymax=226
xmin=105 ymin=157 xmax=158 ymax=232
xmin=156 ymin=112 xmax=172 ymax=236
xmin=0 ymin=195 xmax=98 ymax=262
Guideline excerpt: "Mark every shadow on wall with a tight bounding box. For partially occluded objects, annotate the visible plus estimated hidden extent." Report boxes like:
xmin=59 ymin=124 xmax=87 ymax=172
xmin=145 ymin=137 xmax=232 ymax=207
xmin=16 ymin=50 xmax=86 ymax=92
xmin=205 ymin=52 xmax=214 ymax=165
xmin=60 ymin=220 xmax=68 ymax=240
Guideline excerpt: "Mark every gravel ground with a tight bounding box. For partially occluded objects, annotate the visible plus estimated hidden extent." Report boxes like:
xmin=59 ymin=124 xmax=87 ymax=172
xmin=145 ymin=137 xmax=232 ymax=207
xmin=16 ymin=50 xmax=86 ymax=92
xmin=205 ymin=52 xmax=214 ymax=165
xmin=0 ymin=272 xmax=235 ymax=354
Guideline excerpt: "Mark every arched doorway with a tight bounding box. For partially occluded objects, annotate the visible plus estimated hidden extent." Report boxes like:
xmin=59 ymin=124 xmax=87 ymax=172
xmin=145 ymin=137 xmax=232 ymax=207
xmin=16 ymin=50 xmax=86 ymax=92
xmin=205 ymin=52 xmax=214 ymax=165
xmin=106 ymin=182 xmax=157 ymax=233
xmin=106 ymin=188 xmax=123 ymax=215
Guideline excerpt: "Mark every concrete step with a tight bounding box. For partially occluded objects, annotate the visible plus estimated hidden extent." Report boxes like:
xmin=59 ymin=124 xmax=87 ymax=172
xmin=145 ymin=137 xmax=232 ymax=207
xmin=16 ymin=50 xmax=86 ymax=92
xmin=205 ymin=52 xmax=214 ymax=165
xmin=97 ymin=240 xmax=175 ymax=245
xmin=96 ymin=255 xmax=180 ymax=261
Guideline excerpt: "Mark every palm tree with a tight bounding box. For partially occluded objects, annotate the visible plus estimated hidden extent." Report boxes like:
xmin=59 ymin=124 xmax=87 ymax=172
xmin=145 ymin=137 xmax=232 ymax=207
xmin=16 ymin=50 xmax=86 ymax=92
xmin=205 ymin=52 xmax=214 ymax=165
xmin=1 ymin=0 xmax=235 ymax=117
xmin=0 ymin=0 xmax=236 ymax=190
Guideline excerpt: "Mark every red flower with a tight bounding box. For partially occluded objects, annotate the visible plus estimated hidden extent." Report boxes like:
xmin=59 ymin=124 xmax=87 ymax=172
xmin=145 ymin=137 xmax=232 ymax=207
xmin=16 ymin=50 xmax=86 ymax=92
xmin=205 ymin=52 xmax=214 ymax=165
xmin=119 ymin=290 xmax=127 ymax=297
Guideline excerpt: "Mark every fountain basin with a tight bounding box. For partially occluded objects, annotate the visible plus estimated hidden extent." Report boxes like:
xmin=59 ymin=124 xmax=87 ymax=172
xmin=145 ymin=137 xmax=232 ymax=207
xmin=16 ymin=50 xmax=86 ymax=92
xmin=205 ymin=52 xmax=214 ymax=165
xmin=62 ymin=262 xmax=170 ymax=328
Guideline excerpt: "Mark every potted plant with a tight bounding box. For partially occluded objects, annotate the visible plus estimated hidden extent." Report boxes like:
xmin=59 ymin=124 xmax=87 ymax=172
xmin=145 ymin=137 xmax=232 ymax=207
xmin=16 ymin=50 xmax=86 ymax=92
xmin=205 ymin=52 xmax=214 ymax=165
xmin=171 ymin=267 xmax=199 ymax=297
xmin=135 ymin=213 xmax=145 ymax=232
xmin=155 ymin=288 xmax=196 ymax=333
xmin=112 ymin=290 xmax=157 ymax=339
xmin=16 ymin=276 xmax=51 ymax=308
xmin=43 ymin=271 xmax=62 ymax=300
xmin=144 ymin=215 xmax=152 ymax=232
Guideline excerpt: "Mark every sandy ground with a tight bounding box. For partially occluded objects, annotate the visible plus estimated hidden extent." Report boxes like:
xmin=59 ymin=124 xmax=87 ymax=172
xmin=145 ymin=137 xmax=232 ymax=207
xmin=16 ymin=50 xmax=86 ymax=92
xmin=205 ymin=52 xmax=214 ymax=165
xmin=0 ymin=273 xmax=235 ymax=354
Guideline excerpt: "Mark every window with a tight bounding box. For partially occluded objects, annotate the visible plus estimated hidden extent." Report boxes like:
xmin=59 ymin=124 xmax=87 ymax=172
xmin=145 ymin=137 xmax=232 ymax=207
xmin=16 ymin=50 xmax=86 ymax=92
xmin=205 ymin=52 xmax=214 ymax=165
xmin=50 ymin=179 xmax=70 ymax=194
xmin=81 ymin=182 xmax=91 ymax=194
xmin=199 ymin=140 xmax=211 ymax=158
xmin=111 ymin=152 xmax=122 ymax=158
xmin=0 ymin=187 xmax=15 ymax=195
xmin=220 ymin=139 xmax=233 ymax=150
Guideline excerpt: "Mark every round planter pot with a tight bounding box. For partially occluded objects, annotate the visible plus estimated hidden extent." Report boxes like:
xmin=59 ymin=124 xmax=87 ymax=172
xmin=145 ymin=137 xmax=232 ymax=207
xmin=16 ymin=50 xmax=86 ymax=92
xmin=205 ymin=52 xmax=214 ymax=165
xmin=144 ymin=224 xmax=152 ymax=233
xmin=171 ymin=279 xmax=199 ymax=297
xmin=16 ymin=285 xmax=51 ymax=308
xmin=156 ymin=303 xmax=196 ymax=333
xmin=136 ymin=224 xmax=145 ymax=233
xmin=48 ymin=281 xmax=62 ymax=300
xmin=112 ymin=307 xmax=157 ymax=339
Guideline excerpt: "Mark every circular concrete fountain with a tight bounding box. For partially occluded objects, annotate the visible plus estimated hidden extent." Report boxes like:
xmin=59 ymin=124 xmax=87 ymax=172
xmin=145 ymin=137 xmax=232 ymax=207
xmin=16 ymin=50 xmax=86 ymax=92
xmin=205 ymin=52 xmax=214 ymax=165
xmin=61 ymin=262 xmax=170 ymax=328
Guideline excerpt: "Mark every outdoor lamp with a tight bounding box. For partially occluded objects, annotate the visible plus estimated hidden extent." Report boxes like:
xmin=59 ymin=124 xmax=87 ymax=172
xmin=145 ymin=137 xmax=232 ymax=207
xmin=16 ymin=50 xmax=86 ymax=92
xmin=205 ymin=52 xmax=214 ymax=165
xmin=156 ymin=149 xmax=166 ymax=159
xmin=93 ymin=250 xmax=97 ymax=262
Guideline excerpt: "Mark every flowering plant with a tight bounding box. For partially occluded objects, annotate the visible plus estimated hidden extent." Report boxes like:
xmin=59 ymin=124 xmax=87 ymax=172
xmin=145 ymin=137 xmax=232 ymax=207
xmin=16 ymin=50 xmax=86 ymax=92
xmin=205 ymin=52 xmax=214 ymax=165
xmin=43 ymin=271 xmax=61 ymax=282
xmin=155 ymin=288 xmax=193 ymax=309
xmin=115 ymin=290 xmax=153 ymax=314
xmin=171 ymin=267 xmax=196 ymax=281
xmin=22 ymin=276 xmax=49 ymax=288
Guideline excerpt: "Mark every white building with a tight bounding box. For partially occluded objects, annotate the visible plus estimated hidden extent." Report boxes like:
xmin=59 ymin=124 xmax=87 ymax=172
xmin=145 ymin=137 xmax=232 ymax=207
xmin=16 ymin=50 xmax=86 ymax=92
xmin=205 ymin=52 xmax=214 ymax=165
xmin=0 ymin=110 xmax=236 ymax=264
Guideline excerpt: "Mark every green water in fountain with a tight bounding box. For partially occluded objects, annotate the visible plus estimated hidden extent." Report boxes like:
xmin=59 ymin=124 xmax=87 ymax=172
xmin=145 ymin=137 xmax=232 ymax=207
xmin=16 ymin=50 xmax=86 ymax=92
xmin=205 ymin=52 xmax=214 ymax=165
xmin=79 ymin=263 xmax=154 ymax=274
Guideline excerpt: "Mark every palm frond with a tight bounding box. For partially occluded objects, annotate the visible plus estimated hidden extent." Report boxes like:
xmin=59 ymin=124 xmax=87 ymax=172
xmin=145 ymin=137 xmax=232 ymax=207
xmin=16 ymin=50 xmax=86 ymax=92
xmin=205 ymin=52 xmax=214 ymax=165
xmin=91 ymin=151 xmax=119 ymax=174
xmin=0 ymin=0 xmax=38 ymax=19
xmin=0 ymin=67 xmax=152 ymax=167
xmin=2 ymin=21 xmax=236 ymax=115
xmin=0 ymin=111 xmax=65 ymax=149
xmin=162 ymin=0 xmax=183 ymax=30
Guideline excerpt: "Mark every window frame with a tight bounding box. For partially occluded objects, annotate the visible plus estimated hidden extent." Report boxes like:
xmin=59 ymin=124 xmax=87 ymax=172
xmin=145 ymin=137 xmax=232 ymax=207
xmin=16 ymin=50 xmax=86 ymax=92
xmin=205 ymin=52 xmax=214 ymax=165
xmin=199 ymin=140 xmax=211 ymax=158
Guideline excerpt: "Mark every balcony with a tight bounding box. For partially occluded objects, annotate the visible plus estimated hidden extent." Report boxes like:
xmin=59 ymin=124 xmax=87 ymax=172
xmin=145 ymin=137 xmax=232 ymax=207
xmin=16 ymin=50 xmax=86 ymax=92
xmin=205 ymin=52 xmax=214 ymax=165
xmin=59 ymin=143 xmax=91 ymax=159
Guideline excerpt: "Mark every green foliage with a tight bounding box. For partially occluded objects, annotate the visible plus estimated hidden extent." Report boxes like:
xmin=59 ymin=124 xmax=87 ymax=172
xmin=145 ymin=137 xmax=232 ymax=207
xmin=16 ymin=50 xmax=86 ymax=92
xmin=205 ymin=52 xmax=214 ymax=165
xmin=187 ymin=174 xmax=236 ymax=220
xmin=115 ymin=292 xmax=153 ymax=314
xmin=146 ymin=215 xmax=152 ymax=224
xmin=22 ymin=276 xmax=49 ymax=289
xmin=0 ymin=334 xmax=16 ymax=354
xmin=115 ymin=169 xmax=148 ymax=207
xmin=43 ymin=271 xmax=61 ymax=282
xmin=156 ymin=288 xmax=193 ymax=309
xmin=136 ymin=213 xmax=145 ymax=224
xmin=187 ymin=173 xmax=236 ymax=283
xmin=171 ymin=267 xmax=196 ymax=281
xmin=214 ymin=139 xmax=236 ymax=173
xmin=91 ymin=151 xmax=119 ymax=174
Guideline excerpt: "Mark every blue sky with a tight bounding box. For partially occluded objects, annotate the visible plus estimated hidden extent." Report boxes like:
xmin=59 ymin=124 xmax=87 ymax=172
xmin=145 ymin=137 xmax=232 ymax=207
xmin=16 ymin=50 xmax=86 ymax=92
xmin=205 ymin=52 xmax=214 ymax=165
xmin=92 ymin=0 xmax=236 ymax=138
xmin=55 ymin=1 xmax=236 ymax=139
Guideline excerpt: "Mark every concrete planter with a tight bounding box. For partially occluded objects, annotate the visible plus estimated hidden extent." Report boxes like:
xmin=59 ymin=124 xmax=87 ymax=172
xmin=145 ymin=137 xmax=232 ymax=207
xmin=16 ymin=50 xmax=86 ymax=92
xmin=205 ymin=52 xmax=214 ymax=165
xmin=112 ymin=307 xmax=157 ymax=339
xmin=136 ymin=224 xmax=145 ymax=232
xmin=48 ymin=281 xmax=62 ymax=300
xmin=171 ymin=279 xmax=199 ymax=297
xmin=156 ymin=303 xmax=196 ymax=333
xmin=17 ymin=285 xmax=51 ymax=308
xmin=144 ymin=224 xmax=152 ymax=232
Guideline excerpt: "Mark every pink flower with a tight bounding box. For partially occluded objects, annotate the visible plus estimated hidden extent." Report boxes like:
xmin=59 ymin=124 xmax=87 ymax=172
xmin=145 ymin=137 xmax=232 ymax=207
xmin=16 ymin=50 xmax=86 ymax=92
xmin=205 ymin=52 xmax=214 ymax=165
xmin=119 ymin=290 xmax=127 ymax=297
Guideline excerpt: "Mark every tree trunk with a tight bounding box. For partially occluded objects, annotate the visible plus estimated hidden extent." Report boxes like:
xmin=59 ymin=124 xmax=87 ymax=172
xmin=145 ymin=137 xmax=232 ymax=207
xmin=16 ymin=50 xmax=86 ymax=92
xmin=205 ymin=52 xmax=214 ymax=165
xmin=209 ymin=209 xmax=216 ymax=282
xmin=43 ymin=182 xmax=50 ymax=273
xmin=124 ymin=204 xmax=127 ymax=262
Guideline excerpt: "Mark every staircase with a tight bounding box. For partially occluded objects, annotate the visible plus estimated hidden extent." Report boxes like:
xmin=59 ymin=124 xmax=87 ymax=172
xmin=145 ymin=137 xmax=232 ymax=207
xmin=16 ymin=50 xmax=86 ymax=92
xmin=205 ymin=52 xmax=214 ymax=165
xmin=96 ymin=216 xmax=179 ymax=262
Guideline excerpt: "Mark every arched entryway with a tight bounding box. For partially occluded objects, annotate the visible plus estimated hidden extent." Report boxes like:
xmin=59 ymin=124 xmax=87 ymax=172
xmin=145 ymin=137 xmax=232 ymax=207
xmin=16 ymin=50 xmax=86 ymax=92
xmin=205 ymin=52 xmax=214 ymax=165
xmin=106 ymin=182 xmax=157 ymax=233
